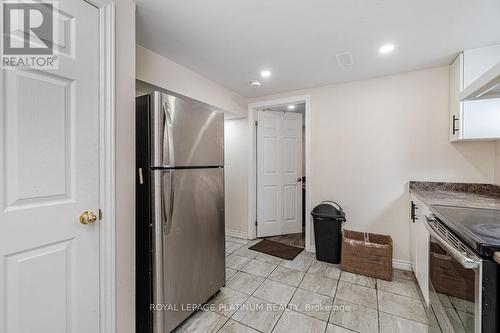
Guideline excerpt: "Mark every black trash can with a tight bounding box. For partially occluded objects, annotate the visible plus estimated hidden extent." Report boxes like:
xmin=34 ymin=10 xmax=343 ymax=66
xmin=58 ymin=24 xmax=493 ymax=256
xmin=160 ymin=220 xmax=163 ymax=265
xmin=311 ymin=201 xmax=346 ymax=264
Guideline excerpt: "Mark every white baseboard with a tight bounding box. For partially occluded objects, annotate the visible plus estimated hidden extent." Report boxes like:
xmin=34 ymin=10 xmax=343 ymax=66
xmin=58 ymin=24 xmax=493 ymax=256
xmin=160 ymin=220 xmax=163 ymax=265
xmin=225 ymin=229 xmax=248 ymax=240
xmin=307 ymin=245 xmax=411 ymax=269
xmin=392 ymin=259 xmax=412 ymax=271
xmin=226 ymin=230 xmax=412 ymax=272
xmin=304 ymin=250 xmax=411 ymax=272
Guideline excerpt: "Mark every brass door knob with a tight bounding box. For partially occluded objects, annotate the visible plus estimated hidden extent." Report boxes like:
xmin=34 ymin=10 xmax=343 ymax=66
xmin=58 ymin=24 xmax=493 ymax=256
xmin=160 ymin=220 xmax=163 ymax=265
xmin=80 ymin=211 xmax=97 ymax=225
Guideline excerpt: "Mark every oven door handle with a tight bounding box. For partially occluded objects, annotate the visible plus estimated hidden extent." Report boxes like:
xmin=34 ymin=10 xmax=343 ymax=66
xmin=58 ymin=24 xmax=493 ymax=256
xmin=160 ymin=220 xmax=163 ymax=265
xmin=424 ymin=215 xmax=480 ymax=269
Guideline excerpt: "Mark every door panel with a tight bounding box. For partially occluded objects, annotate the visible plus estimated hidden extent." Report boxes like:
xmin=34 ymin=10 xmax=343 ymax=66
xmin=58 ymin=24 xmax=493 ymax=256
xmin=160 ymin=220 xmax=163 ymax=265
xmin=0 ymin=1 xmax=100 ymax=332
xmin=284 ymin=185 xmax=297 ymax=221
xmin=4 ymin=70 xmax=73 ymax=208
xmin=5 ymin=240 xmax=73 ymax=333
xmin=262 ymin=185 xmax=279 ymax=223
xmin=282 ymin=112 xmax=302 ymax=231
xmin=257 ymin=111 xmax=302 ymax=237
xmin=263 ymin=137 xmax=279 ymax=173
xmin=151 ymin=92 xmax=224 ymax=167
xmin=153 ymin=168 xmax=225 ymax=332
xmin=258 ymin=111 xmax=283 ymax=236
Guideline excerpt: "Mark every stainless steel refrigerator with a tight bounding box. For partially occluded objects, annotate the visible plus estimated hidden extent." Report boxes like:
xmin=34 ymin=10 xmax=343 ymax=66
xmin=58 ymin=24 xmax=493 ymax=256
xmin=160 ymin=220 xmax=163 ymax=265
xmin=136 ymin=92 xmax=225 ymax=333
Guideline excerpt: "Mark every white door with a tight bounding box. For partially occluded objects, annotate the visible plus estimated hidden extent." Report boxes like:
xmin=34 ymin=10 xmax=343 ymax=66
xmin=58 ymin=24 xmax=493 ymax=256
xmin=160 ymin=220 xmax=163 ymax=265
xmin=0 ymin=1 xmax=100 ymax=332
xmin=257 ymin=110 xmax=303 ymax=237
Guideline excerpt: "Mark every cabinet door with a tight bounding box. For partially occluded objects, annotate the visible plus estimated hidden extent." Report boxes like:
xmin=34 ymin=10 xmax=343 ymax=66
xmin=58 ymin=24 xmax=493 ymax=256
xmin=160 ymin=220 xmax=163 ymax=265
xmin=449 ymin=45 xmax=500 ymax=142
xmin=415 ymin=205 xmax=430 ymax=305
xmin=462 ymin=99 xmax=500 ymax=139
xmin=449 ymin=54 xmax=463 ymax=142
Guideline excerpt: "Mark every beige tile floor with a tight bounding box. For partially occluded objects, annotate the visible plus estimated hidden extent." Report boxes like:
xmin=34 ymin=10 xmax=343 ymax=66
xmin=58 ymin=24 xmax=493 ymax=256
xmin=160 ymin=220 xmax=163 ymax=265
xmin=173 ymin=236 xmax=441 ymax=333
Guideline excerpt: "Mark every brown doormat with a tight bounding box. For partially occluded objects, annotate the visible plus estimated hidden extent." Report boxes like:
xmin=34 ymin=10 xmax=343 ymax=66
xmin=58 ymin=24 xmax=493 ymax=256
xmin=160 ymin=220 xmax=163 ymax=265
xmin=249 ymin=239 xmax=303 ymax=260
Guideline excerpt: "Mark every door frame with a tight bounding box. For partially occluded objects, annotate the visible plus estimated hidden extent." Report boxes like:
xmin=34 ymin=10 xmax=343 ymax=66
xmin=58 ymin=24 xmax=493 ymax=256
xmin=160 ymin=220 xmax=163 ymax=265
xmin=247 ymin=95 xmax=312 ymax=251
xmin=84 ymin=1 xmax=116 ymax=332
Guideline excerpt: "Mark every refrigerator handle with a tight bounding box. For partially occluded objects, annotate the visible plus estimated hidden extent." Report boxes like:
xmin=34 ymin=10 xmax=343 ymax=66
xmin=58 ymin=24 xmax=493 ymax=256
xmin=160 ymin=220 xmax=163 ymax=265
xmin=162 ymin=170 xmax=175 ymax=235
xmin=162 ymin=102 xmax=175 ymax=167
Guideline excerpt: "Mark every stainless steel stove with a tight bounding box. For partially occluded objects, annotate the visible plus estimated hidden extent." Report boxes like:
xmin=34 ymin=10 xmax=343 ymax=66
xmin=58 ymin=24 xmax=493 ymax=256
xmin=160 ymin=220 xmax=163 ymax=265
xmin=431 ymin=205 xmax=500 ymax=257
xmin=425 ymin=205 xmax=500 ymax=333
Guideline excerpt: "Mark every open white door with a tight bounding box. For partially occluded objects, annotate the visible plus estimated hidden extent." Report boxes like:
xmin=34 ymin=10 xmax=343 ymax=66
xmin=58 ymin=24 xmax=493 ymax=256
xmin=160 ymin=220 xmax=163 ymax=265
xmin=257 ymin=110 xmax=303 ymax=237
xmin=0 ymin=1 xmax=100 ymax=332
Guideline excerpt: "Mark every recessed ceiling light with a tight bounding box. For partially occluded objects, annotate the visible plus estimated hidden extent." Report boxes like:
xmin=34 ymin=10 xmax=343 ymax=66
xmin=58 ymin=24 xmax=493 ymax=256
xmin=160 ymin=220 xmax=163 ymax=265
xmin=287 ymin=105 xmax=295 ymax=110
xmin=249 ymin=80 xmax=262 ymax=88
xmin=260 ymin=70 xmax=272 ymax=78
xmin=379 ymin=44 xmax=395 ymax=54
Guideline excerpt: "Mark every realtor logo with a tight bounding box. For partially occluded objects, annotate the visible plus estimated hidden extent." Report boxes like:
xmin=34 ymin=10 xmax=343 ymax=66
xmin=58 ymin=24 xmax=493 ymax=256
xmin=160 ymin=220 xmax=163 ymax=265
xmin=1 ymin=1 xmax=59 ymax=69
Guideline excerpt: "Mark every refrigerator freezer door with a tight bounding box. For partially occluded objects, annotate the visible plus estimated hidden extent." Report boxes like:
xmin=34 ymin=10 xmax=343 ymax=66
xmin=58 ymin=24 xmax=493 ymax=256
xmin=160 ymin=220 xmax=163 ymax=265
xmin=151 ymin=92 xmax=224 ymax=167
xmin=152 ymin=168 xmax=225 ymax=333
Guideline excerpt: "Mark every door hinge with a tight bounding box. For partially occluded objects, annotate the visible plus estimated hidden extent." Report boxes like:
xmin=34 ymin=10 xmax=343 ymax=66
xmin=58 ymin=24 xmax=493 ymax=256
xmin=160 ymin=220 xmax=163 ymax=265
xmin=99 ymin=208 xmax=103 ymax=221
xmin=254 ymin=120 xmax=258 ymax=127
xmin=410 ymin=201 xmax=418 ymax=223
xmin=255 ymin=220 xmax=258 ymax=226
xmin=452 ymin=115 xmax=459 ymax=135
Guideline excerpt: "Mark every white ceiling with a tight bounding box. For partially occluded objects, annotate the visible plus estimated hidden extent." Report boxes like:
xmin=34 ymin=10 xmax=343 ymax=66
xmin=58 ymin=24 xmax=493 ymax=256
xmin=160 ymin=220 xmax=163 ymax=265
xmin=136 ymin=0 xmax=500 ymax=98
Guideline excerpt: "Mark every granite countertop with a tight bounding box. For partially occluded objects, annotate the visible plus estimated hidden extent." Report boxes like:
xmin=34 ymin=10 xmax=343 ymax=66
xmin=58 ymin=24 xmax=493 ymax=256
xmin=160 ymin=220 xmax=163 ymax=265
xmin=409 ymin=181 xmax=500 ymax=210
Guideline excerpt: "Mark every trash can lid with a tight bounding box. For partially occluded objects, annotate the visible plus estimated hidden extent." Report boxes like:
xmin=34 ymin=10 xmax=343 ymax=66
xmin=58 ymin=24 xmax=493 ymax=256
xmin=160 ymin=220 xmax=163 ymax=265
xmin=311 ymin=201 xmax=346 ymax=221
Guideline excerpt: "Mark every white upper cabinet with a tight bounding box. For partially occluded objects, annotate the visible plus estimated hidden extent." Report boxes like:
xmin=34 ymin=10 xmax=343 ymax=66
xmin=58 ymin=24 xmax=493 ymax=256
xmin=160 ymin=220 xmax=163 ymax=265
xmin=449 ymin=53 xmax=463 ymax=142
xmin=449 ymin=45 xmax=500 ymax=142
xmin=463 ymin=45 xmax=500 ymax=88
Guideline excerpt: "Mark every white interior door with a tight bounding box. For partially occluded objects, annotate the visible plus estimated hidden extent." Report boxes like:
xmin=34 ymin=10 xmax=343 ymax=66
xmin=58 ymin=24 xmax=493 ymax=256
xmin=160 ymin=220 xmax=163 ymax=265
xmin=257 ymin=110 xmax=303 ymax=237
xmin=0 ymin=1 xmax=100 ymax=332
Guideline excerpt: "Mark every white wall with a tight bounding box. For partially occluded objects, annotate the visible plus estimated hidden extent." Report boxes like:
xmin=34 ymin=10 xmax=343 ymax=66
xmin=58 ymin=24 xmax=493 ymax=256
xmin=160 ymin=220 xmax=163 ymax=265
xmin=224 ymin=118 xmax=249 ymax=236
xmin=495 ymin=142 xmax=500 ymax=185
xmin=115 ymin=1 xmax=136 ymax=333
xmin=136 ymin=45 xmax=247 ymax=117
xmin=249 ymin=66 xmax=497 ymax=263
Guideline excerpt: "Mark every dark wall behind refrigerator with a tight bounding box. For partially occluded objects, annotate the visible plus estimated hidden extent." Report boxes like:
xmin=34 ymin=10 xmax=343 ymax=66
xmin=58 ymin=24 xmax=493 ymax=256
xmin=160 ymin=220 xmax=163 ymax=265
xmin=136 ymin=95 xmax=153 ymax=333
